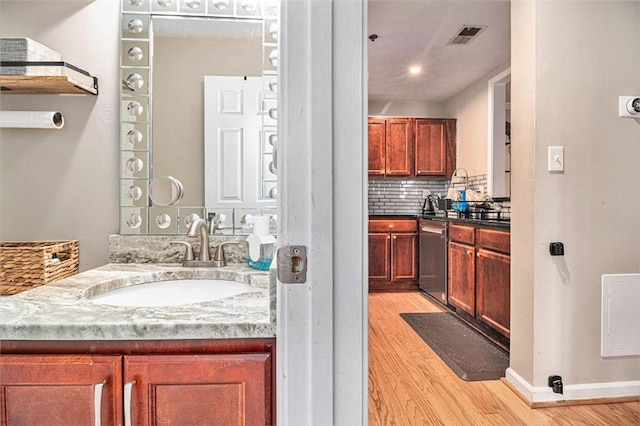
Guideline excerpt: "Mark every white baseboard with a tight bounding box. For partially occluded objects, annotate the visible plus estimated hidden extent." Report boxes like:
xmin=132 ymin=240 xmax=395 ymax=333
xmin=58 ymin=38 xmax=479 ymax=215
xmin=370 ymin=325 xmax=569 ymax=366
xmin=505 ymin=367 xmax=640 ymax=404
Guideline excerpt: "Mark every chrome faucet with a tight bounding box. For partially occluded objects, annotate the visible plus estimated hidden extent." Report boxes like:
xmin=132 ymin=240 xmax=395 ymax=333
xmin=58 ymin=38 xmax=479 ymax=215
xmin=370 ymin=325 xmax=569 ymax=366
xmin=187 ymin=218 xmax=211 ymax=261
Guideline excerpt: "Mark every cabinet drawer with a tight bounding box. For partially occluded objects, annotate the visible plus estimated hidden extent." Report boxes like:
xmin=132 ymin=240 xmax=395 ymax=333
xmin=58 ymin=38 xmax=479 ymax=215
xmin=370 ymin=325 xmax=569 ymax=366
xmin=449 ymin=224 xmax=474 ymax=244
xmin=369 ymin=219 xmax=417 ymax=233
xmin=477 ymin=228 xmax=510 ymax=254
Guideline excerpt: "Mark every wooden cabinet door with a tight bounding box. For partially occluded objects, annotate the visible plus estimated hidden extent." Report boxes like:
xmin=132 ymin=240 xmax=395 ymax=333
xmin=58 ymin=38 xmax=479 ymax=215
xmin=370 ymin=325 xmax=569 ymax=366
xmin=448 ymin=241 xmax=476 ymax=315
xmin=414 ymin=119 xmax=446 ymax=176
xmin=391 ymin=233 xmax=417 ymax=282
xmin=385 ymin=118 xmax=413 ymax=176
xmin=124 ymin=353 xmax=272 ymax=426
xmin=476 ymin=248 xmax=511 ymax=338
xmin=0 ymin=355 xmax=122 ymax=426
xmin=368 ymin=118 xmax=386 ymax=176
xmin=369 ymin=232 xmax=391 ymax=281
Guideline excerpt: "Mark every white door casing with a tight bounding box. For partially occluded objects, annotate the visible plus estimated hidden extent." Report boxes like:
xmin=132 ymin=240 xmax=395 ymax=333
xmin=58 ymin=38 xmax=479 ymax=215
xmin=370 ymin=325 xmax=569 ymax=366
xmin=277 ymin=0 xmax=368 ymax=424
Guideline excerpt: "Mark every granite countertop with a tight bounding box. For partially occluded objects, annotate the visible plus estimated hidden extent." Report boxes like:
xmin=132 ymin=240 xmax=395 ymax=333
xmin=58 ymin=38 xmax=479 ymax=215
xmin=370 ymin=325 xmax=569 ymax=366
xmin=369 ymin=213 xmax=510 ymax=229
xmin=0 ymin=263 xmax=275 ymax=341
xmin=424 ymin=215 xmax=511 ymax=229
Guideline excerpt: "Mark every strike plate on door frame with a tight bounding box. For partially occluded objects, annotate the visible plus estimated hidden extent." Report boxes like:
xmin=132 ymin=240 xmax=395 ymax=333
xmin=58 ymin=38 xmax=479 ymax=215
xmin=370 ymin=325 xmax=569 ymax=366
xmin=277 ymin=245 xmax=307 ymax=284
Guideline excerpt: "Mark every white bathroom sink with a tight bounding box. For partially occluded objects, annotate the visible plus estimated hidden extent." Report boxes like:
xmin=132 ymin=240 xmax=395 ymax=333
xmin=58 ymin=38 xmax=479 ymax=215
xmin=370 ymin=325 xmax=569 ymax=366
xmin=89 ymin=279 xmax=254 ymax=307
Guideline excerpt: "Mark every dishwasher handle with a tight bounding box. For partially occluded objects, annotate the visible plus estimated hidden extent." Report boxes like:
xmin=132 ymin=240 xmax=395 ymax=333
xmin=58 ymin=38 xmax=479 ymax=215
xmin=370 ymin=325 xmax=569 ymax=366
xmin=421 ymin=226 xmax=444 ymax=235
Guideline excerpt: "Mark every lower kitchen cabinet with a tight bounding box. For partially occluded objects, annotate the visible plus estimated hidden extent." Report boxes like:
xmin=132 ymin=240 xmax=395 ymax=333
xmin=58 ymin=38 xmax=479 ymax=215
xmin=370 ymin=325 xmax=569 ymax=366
xmin=448 ymin=223 xmax=511 ymax=341
xmin=0 ymin=339 xmax=274 ymax=426
xmin=368 ymin=232 xmax=391 ymax=281
xmin=369 ymin=218 xmax=418 ymax=291
xmin=448 ymin=241 xmax=476 ymax=315
xmin=476 ymin=248 xmax=511 ymax=338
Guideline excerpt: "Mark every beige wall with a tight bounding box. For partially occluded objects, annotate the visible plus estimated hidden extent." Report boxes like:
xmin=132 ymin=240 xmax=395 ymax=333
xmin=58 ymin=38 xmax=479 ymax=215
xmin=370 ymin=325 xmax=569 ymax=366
xmin=511 ymin=0 xmax=640 ymax=389
xmin=444 ymin=62 xmax=510 ymax=178
xmin=368 ymin=99 xmax=445 ymax=117
xmin=0 ymin=0 xmax=120 ymax=271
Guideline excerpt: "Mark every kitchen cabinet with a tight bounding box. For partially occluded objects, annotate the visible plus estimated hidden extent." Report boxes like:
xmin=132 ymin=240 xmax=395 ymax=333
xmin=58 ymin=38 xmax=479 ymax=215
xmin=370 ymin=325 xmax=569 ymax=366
xmin=0 ymin=339 xmax=274 ymax=426
xmin=475 ymin=228 xmax=511 ymax=338
xmin=448 ymin=223 xmax=510 ymax=340
xmin=447 ymin=224 xmax=476 ymax=315
xmin=368 ymin=118 xmax=387 ymax=175
xmin=369 ymin=218 xmax=418 ymax=291
xmin=368 ymin=116 xmax=456 ymax=178
xmin=448 ymin=240 xmax=476 ymax=315
xmin=368 ymin=117 xmax=413 ymax=176
xmin=414 ymin=118 xmax=456 ymax=177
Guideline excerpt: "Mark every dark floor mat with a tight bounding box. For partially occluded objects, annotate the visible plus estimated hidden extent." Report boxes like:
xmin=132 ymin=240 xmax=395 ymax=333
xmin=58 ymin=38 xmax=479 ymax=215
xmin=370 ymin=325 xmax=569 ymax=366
xmin=400 ymin=312 xmax=509 ymax=381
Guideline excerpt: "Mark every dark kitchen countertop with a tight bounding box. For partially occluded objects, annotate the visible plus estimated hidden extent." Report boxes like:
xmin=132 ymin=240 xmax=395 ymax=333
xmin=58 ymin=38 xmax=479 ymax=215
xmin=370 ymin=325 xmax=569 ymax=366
xmin=368 ymin=213 xmax=510 ymax=229
xmin=423 ymin=215 xmax=511 ymax=229
xmin=369 ymin=214 xmax=419 ymax=219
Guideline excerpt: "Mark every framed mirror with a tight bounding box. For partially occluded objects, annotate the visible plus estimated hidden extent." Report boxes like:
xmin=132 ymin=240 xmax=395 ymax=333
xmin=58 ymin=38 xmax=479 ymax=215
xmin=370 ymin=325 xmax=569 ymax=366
xmin=119 ymin=0 xmax=278 ymax=235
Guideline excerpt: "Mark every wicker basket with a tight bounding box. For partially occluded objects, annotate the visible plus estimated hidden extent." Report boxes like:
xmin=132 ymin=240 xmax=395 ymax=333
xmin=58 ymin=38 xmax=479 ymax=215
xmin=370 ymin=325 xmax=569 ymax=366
xmin=0 ymin=240 xmax=79 ymax=295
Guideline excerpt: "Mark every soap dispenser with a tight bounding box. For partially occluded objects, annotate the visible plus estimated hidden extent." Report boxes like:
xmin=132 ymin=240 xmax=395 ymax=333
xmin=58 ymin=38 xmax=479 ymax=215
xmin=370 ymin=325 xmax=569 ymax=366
xmin=244 ymin=215 xmax=276 ymax=270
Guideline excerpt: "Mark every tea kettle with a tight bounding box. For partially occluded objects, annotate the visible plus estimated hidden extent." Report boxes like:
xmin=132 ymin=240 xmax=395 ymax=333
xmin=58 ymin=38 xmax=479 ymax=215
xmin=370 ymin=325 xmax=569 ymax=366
xmin=422 ymin=195 xmax=438 ymax=215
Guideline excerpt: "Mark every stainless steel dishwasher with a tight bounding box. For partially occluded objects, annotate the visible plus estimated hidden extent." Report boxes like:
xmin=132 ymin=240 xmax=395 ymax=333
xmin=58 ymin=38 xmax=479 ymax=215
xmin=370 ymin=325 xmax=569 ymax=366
xmin=418 ymin=218 xmax=448 ymax=305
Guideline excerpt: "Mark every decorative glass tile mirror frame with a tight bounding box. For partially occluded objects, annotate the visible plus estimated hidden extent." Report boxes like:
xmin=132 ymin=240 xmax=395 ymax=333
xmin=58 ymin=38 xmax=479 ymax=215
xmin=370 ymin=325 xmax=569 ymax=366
xmin=119 ymin=0 xmax=278 ymax=235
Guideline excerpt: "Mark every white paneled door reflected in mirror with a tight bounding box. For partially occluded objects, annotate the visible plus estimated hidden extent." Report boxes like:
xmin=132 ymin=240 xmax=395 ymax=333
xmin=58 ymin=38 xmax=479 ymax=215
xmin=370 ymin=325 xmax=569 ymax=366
xmin=119 ymin=0 xmax=279 ymax=235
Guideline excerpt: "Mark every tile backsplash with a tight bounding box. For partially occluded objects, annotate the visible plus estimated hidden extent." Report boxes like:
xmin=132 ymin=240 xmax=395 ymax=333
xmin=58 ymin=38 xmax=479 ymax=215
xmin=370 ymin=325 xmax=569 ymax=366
xmin=368 ymin=174 xmax=510 ymax=219
xmin=368 ymin=178 xmax=448 ymax=215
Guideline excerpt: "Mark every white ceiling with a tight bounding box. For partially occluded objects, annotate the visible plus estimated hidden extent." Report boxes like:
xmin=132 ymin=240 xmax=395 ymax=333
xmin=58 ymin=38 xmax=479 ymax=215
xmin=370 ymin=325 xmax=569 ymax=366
xmin=368 ymin=0 xmax=510 ymax=103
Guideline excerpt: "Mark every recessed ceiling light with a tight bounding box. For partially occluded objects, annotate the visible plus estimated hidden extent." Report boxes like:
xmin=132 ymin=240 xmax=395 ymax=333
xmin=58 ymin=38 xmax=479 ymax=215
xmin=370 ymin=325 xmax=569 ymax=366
xmin=409 ymin=66 xmax=421 ymax=74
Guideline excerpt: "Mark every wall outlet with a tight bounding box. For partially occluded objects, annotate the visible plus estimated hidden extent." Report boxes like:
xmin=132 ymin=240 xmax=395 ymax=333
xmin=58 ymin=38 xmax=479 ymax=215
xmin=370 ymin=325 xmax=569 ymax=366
xmin=422 ymin=189 xmax=431 ymax=198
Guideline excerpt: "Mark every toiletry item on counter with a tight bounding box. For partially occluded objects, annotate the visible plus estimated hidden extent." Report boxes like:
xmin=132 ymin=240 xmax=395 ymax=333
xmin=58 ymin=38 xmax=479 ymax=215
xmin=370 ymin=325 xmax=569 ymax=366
xmin=244 ymin=215 xmax=276 ymax=270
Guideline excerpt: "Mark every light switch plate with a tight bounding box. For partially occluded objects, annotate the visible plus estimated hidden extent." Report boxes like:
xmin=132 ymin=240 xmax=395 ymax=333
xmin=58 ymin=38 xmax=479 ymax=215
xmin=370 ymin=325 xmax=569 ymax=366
xmin=548 ymin=146 xmax=564 ymax=172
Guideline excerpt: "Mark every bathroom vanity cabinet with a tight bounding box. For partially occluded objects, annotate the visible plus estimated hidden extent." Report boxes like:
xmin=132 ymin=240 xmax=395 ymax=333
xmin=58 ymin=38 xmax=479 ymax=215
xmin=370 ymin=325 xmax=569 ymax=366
xmin=0 ymin=339 xmax=274 ymax=426
xmin=448 ymin=224 xmax=511 ymax=341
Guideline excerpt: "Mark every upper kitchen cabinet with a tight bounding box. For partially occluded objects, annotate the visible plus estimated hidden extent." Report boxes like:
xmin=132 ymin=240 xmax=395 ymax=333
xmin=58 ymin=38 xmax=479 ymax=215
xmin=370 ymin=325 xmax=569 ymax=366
xmin=368 ymin=116 xmax=456 ymax=178
xmin=368 ymin=118 xmax=386 ymax=175
xmin=368 ymin=117 xmax=413 ymax=176
xmin=414 ymin=118 xmax=456 ymax=177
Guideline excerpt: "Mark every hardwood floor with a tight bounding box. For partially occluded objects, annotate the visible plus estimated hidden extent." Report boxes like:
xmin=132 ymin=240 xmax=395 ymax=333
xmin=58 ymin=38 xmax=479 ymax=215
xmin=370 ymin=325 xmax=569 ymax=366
xmin=368 ymin=291 xmax=640 ymax=425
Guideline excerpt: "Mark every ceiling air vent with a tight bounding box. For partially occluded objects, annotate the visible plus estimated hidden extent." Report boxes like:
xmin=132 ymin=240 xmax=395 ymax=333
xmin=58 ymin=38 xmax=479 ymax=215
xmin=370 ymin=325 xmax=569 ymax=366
xmin=448 ymin=25 xmax=487 ymax=45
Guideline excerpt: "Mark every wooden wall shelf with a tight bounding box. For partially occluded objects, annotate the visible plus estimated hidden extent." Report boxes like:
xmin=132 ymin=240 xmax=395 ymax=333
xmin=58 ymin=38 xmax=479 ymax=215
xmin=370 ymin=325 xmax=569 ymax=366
xmin=0 ymin=62 xmax=98 ymax=95
xmin=0 ymin=75 xmax=97 ymax=95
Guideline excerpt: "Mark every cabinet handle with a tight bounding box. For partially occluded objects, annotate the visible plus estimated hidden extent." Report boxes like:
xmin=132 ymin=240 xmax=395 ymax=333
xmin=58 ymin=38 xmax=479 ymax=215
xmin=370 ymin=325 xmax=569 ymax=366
xmin=124 ymin=380 xmax=136 ymax=426
xmin=467 ymin=250 xmax=472 ymax=255
xmin=94 ymin=380 xmax=106 ymax=426
xmin=393 ymin=235 xmax=397 ymax=240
